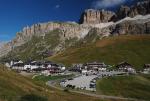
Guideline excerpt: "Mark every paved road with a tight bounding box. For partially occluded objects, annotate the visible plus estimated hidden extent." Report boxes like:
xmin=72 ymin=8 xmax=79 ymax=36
xmin=46 ymin=80 xmax=146 ymax=101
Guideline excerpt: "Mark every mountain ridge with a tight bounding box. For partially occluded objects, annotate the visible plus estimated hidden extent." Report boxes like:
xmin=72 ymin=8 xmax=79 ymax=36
xmin=0 ymin=0 xmax=150 ymax=60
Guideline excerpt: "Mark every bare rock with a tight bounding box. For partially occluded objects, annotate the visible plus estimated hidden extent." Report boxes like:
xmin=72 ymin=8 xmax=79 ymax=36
xmin=79 ymin=9 xmax=115 ymax=24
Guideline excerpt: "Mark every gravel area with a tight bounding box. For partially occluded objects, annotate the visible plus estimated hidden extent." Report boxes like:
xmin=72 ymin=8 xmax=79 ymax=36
xmin=61 ymin=75 xmax=97 ymax=91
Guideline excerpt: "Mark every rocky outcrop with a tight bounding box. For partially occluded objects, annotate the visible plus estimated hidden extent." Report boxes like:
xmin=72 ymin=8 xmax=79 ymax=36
xmin=79 ymin=9 xmax=115 ymax=24
xmin=0 ymin=42 xmax=12 ymax=57
xmin=10 ymin=22 xmax=92 ymax=48
xmin=80 ymin=0 xmax=150 ymax=24
xmin=0 ymin=22 xmax=94 ymax=57
xmin=110 ymin=15 xmax=150 ymax=35
xmin=117 ymin=0 xmax=150 ymax=20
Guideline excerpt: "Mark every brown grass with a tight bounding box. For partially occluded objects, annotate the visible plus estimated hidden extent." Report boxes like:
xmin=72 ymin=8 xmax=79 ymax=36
xmin=96 ymin=35 xmax=150 ymax=48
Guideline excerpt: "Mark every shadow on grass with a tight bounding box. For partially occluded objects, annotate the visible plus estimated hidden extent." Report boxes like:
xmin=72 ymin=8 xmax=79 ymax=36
xmin=18 ymin=94 xmax=48 ymax=101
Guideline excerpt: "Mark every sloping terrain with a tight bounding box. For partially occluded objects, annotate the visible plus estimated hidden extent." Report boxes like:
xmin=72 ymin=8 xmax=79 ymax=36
xmin=0 ymin=64 xmax=49 ymax=101
xmin=96 ymin=74 xmax=150 ymax=101
xmin=49 ymin=35 xmax=150 ymax=69
xmin=0 ymin=29 xmax=78 ymax=62
xmin=0 ymin=64 xmax=109 ymax=101
xmin=0 ymin=14 xmax=150 ymax=62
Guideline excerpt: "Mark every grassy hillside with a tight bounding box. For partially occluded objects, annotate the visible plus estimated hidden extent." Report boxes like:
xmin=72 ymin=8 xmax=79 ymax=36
xmin=49 ymin=35 xmax=150 ymax=69
xmin=96 ymin=74 xmax=150 ymax=101
xmin=0 ymin=64 xmax=114 ymax=101
xmin=0 ymin=64 xmax=49 ymax=101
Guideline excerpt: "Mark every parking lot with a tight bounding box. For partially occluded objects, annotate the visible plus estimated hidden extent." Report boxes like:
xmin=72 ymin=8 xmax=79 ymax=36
xmin=60 ymin=71 xmax=126 ymax=91
xmin=60 ymin=75 xmax=97 ymax=91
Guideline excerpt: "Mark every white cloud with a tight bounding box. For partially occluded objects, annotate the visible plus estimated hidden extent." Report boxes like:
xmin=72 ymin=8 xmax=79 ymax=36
xmin=55 ymin=4 xmax=60 ymax=9
xmin=91 ymin=0 xmax=126 ymax=9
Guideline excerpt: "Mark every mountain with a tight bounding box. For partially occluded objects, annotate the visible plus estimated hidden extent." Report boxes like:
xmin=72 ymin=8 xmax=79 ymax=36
xmin=117 ymin=0 xmax=150 ymax=20
xmin=80 ymin=0 xmax=150 ymax=23
xmin=0 ymin=0 xmax=150 ymax=61
xmin=0 ymin=22 xmax=94 ymax=58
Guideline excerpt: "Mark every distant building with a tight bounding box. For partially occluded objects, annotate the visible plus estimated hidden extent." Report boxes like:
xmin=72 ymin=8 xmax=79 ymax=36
xmin=143 ymin=64 xmax=150 ymax=74
xmin=69 ymin=64 xmax=83 ymax=72
xmin=80 ymin=62 xmax=107 ymax=75
xmin=12 ymin=62 xmax=24 ymax=70
xmin=84 ymin=62 xmax=107 ymax=72
xmin=116 ymin=62 xmax=136 ymax=73
xmin=9 ymin=59 xmax=66 ymax=74
xmin=10 ymin=60 xmax=23 ymax=66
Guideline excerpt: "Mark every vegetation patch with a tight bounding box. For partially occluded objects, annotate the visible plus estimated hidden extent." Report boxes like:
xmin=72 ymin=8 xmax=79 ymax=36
xmin=0 ymin=64 xmax=109 ymax=101
xmin=49 ymin=35 xmax=150 ymax=69
xmin=33 ymin=74 xmax=74 ymax=82
xmin=96 ymin=74 xmax=150 ymax=101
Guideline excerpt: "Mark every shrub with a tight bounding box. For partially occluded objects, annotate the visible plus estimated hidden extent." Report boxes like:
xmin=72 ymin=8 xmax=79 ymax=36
xmin=18 ymin=94 xmax=48 ymax=101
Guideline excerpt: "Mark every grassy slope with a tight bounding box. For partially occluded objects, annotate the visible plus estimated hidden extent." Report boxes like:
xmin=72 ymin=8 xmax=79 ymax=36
xmin=96 ymin=74 xmax=150 ymax=101
xmin=33 ymin=75 xmax=74 ymax=82
xmin=1 ymin=64 xmax=116 ymax=101
xmin=49 ymin=35 xmax=150 ymax=69
xmin=0 ymin=64 xmax=48 ymax=101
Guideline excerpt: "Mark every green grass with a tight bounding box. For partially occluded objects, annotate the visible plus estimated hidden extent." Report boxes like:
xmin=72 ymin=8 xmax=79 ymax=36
xmin=49 ymin=35 xmax=150 ymax=70
xmin=0 ymin=64 xmax=107 ymax=101
xmin=96 ymin=74 xmax=150 ymax=101
xmin=33 ymin=74 xmax=74 ymax=82
xmin=0 ymin=64 xmax=49 ymax=101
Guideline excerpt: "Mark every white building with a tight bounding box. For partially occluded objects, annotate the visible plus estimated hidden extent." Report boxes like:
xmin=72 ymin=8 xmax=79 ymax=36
xmin=83 ymin=62 xmax=107 ymax=72
xmin=116 ymin=62 xmax=136 ymax=73
xmin=143 ymin=64 xmax=150 ymax=74
xmin=11 ymin=60 xmax=25 ymax=70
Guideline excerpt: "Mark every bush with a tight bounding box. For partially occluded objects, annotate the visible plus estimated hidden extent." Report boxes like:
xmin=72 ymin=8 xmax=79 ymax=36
xmin=18 ymin=94 xmax=48 ymax=101
xmin=64 ymin=88 xmax=69 ymax=92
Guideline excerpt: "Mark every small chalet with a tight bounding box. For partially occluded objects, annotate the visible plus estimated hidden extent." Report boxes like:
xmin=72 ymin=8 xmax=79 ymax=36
xmin=116 ymin=62 xmax=136 ymax=73
xmin=143 ymin=64 xmax=150 ymax=74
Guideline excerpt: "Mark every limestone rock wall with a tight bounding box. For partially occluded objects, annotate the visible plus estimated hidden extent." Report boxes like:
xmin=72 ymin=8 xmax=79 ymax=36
xmin=117 ymin=0 xmax=150 ymax=20
xmin=79 ymin=9 xmax=115 ymax=24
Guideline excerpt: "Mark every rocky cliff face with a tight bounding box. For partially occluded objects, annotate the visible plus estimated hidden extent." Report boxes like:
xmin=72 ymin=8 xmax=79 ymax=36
xmin=84 ymin=14 xmax=150 ymax=39
xmin=9 ymin=22 xmax=92 ymax=48
xmin=0 ymin=22 xmax=94 ymax=57
xmin=110 ymin=15 xmax=150 ymax=35
xmin=80 ymin=0 xmax=150 ymax=23
xmin=0 ymin=42 xmax=12 ymax=57
xmin=117 ymin=0 xmax=150 ymax=20
xmin=79 ymin=9 xmax=115 ymax=24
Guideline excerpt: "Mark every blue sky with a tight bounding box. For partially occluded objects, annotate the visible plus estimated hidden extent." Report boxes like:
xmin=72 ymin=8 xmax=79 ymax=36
xmin=0 ymin=0 xmax=137 ymax=41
